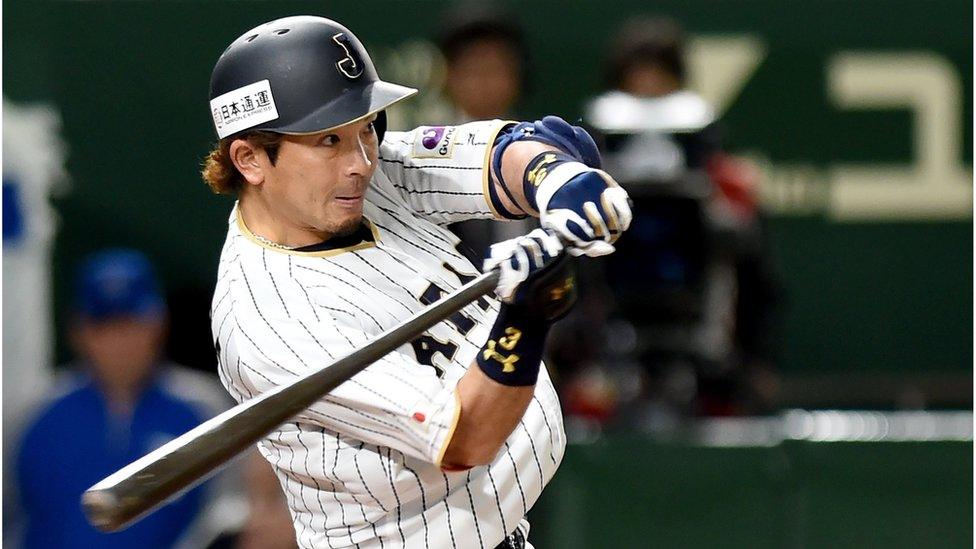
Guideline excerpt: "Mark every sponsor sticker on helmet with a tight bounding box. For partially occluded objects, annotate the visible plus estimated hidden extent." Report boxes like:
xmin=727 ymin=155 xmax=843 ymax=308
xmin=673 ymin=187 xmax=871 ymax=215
xmin=210 ymin=80 xmax=279 ymax=139
xmin=411 ymin=126 xmax=456 ymax=159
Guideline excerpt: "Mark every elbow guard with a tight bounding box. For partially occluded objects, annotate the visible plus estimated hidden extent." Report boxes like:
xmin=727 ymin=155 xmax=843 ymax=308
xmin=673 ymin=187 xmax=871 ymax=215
xmin=490 ymin=116 xmax=602 ymax=214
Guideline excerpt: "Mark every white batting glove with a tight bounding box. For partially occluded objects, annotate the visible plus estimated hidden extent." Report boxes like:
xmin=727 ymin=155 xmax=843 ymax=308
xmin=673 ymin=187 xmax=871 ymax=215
xmin=534 ymin=163 xmax=633 ymax=257
xmin=483 ymin=229 xmax=565 ymax=303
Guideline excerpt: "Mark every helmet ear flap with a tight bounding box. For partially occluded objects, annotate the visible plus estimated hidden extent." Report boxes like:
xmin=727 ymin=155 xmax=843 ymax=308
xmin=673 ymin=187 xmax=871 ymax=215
xmin=375 ymin=110 xmax=388 ymax=144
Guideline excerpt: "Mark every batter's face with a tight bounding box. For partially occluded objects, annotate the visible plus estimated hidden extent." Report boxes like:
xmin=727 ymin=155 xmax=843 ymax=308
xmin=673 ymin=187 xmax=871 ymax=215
xmin=252 ymin=115 xmax=379 ymax=242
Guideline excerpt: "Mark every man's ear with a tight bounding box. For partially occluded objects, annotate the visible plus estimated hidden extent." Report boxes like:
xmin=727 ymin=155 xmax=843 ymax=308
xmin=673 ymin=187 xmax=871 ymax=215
xmin=230 ymin=139 xmax=267 ymax=186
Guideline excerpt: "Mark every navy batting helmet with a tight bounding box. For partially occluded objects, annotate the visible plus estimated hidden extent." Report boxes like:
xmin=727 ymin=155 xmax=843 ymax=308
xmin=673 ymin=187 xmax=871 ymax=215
xmin=208 ymin=16 xmax=416 ymax=141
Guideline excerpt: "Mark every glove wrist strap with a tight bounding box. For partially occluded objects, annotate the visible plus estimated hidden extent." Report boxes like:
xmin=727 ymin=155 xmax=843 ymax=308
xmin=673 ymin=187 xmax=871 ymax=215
xmin=523 ymin=151 xmax=589 ymax=213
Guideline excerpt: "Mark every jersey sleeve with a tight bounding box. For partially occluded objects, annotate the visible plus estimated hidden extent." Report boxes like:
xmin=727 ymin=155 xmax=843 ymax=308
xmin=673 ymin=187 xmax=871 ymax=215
xmin=376 ymin=120 xmax=519 ymax=225
xmin=229 ymin=283 xmax=461 ymax=467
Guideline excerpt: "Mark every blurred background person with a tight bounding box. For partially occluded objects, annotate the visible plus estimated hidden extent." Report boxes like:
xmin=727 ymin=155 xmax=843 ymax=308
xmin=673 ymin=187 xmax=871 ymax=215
xmin=553 ymin=17 xmax=780 ymax=434
xmin=436 ymin=4 xmax=527 ymax=123
xmin=433 ymin=5 xmax=538 ymax=261
xmin=12 ymin=249 xmax=232 ymax=549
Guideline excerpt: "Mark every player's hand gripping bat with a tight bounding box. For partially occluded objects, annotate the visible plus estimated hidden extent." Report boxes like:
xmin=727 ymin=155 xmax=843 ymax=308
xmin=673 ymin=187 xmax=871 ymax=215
xmin=81 ymin=270 xmax=500 ymax=532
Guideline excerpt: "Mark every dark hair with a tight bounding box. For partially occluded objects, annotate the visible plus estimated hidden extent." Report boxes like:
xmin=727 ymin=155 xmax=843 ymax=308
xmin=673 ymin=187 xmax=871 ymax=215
xmin=437 ymin=5 xmax=528 ymax=66
xmin=606 ymin=17 xmax=686 ymax=90
xmin=200 ymin=131 xmax=283 ymax=195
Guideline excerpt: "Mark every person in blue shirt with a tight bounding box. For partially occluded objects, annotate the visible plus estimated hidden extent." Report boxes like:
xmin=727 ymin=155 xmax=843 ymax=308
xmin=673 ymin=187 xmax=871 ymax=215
xmin=15 ymin=249 xmax=217 ymax=548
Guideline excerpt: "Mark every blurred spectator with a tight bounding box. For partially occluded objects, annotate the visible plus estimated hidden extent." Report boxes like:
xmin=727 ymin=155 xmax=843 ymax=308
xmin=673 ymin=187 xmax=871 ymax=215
xmin=12 ymin=249 xmax=230 ymax=548
xmin=555 ymin=17 xmax=780 ymax=434
xmin=206 ymin=451 xmax=297 ymax=549
xmin=435 ymin=5 xmax=537 ymax=261
xmin=605 ymin=18 xmax=686 ymax=99
xmin=436 ymin=5 xmax=527 ymax=123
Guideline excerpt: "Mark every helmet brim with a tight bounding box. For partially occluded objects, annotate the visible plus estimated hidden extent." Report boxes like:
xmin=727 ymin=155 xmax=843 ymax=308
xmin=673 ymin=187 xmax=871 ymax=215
xmin=273 ymin=80 xmax=418 ymax=135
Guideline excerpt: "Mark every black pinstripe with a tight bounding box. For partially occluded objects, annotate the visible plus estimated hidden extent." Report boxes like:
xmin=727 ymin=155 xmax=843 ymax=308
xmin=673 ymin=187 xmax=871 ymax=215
xmin=239 ymin=359 xmax=276 ymax=386
xmin=379 ymin=156 xmax=482 ymax=170
xmin=391 ymin=183 xmax=483 ymax=196
xmin=264 ymin=250 xmax=292 ymax=318
xmin=290 ymin=271 xmax=322 ymax=323
xmin=383 ymin=137 xmax=486 ymax=148
xmin=211 ymin=285 xmax=233 ymax=318
xmin=295 ymin=428 xmax=336 ymax=549
xmin=275 ymin=431 xmax=310 ymax=544
xmin=303 ymin=408 xmax=416 ymax=453
xmin=214 ymin=298 xmax=235 ymax=341
xmin=297 ymin=263 xmax=397 ymax=330
xmin=296 ymin=320 xmax=414 ymax=416
xmin=328 ymin=256 xmax=416 ymax=313
xmin=441 ymin=473 xmax=459 ymax=549
xmin=239 ymin=268 xmax=304 ymax=376
xmin=464 ymin=471 xmax=486 ymax=549
xmin=382 ymin=447 xmax=408 ymax=548
xmin=329 ymin=432 xmax=355 ymax=544
xmin=319 ymin=396 xmax=426 ymax=450
xmin=485 ymin=467 xmax=509 ymax=537
xmin=358 ymin=363 xmax=439 ymax=403
xmin=236 ymin=321 xmax=300 ymax=377
xmin=532 ymin=396 xmax=559 ymax=464
xmin=373 ymin=202 xmax=467 ymax=253
xmin=353 ymin=446 xmax=390 ymax=514
xmin=295 ymin=315 xmax=450 ymax=436
xmin=215 ymin=254 xmax=240 ymax=283
xmin=372 ymin=198 xmax=467 ymax=252
xmin=232 ymin=355 xmax=255 ymax=399
xmin=371 ymin=221 xmax=454 ymax=264
xmin=502 ymin=441 xmax=528 ymax=516
xmin=296 ymin=317 xmax=440 ymax=407
xmin=312 ymin=302 xmax=359 ymax=323
xmin=352 ymin=250 xmax=487 ymax=350
xmin=349 ymin=252 xmax=417 ymax=304
xmin=517 ymin=419 xmax=546 ymax=486
xmin=288 ymin=430 xmax=313 ymax=547
xmin=400 ymin=452 xmax=430 ymax=549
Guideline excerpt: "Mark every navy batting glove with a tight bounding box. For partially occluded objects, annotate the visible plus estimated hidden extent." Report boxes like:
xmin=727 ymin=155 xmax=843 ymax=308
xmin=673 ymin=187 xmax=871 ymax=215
xmin=523 ymin=152 xmax=633 ymax=257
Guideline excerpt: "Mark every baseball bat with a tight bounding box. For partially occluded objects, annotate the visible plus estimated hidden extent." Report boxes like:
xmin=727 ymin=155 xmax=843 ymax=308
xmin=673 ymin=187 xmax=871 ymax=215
xmin=82 ymin=270 xmax=500 ymax=532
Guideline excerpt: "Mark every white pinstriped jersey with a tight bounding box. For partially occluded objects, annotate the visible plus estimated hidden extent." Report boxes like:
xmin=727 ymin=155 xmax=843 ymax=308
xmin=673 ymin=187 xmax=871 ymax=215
xmin=211 ymin=120 xmax=565 ymax=549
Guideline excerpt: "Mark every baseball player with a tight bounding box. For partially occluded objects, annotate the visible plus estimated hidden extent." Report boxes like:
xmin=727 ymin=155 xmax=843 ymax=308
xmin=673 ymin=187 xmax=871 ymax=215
xmin=203 ymin=16 xmax=632 ymax=549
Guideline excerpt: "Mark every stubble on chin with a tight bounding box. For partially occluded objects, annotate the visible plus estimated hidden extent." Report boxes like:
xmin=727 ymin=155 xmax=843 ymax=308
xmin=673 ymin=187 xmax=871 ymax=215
xmin=329 ymin=215 xmax=363 ymax=238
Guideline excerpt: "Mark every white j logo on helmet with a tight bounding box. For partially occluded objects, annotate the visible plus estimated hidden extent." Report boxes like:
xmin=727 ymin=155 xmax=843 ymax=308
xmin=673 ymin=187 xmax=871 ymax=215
xmin=332 ymin=33 xmax=364 ymax=79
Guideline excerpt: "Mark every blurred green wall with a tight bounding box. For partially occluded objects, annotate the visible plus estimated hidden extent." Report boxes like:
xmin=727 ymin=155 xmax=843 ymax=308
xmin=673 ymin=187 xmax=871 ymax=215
xmin=528 ymin=437 xmax=972 ymax=548
xmin=3 ymin=0 xmax=972 ymax=378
